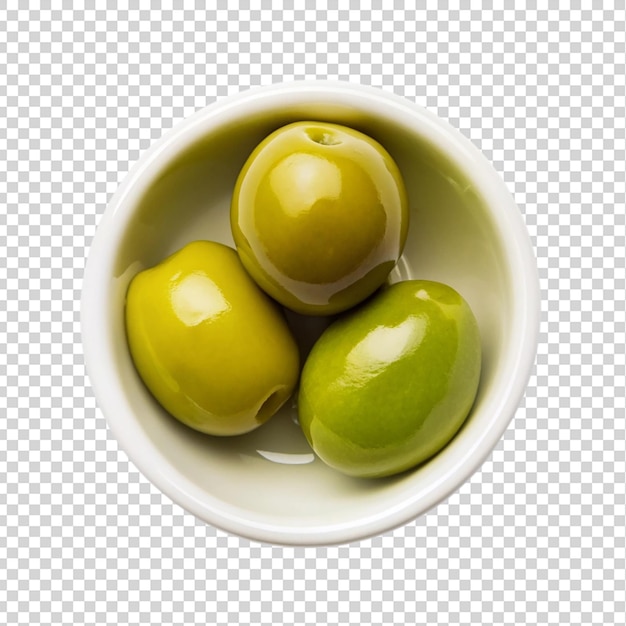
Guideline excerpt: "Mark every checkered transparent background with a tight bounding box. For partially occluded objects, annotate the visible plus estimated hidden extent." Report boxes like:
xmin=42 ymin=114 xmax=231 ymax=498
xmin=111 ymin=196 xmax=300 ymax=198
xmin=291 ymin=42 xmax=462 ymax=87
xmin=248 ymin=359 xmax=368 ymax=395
xmin=1 ymin=4 xmax=625 ymax=625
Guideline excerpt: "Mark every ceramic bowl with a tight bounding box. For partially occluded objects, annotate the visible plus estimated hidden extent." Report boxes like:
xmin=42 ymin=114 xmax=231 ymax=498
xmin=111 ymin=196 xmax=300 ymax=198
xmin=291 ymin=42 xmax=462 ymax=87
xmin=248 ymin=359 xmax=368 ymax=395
xmin=81 ymin=81 xmax=540 ymax=546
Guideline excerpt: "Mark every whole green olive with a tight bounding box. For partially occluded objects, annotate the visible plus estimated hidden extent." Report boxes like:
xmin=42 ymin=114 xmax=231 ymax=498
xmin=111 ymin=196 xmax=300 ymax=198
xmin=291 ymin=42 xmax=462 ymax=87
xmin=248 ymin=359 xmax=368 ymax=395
xmin=298 ymin=280 xmax=482 ymax=478
xmin=231 ymin=121 xmax=409 ymax=315
xmin=125 ymin=241 xmax=300 ymax=436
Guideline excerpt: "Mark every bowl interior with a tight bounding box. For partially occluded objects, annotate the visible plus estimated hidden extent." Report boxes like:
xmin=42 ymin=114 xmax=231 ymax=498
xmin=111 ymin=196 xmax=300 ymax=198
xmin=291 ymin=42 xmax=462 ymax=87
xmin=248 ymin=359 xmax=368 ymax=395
xmin=93 ymin=85 xmax=531 ymax=545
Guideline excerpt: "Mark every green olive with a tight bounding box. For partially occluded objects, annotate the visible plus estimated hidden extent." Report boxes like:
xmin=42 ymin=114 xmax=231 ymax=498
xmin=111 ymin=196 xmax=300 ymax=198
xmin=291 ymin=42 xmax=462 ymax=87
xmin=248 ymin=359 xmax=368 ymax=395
xmin=298 ymin=280 xmax=482 ymax=478
xmin=231 ymin=121 xmax=409 ymax=315
xmin=125 ymin=240 xmax=300 ymax=436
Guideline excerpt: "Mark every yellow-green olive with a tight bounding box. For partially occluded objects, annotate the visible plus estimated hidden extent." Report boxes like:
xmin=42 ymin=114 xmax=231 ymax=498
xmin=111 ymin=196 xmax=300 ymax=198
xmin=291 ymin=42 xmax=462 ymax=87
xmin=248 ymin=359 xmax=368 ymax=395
xmin=125 ymin=240 xmax=300 ymax=436
xmin=231 ymin=121 xmax=409 ymax=315
xmin=298 ymin=280 xmax=482 ymax=478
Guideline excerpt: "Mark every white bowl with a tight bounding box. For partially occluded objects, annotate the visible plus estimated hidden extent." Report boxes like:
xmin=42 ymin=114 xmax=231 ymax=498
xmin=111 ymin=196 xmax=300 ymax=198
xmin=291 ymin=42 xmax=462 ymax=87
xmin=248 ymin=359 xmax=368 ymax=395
xmin=81 ymin=81 xmax=540 ymax=546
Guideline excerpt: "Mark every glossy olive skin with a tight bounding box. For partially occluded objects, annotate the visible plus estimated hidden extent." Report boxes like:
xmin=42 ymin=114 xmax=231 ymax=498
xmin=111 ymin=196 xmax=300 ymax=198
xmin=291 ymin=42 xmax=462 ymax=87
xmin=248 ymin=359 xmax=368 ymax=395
xmin=298 ymin=280 xmax=482 ymax=478
xmin=125 ymin=241 xmax=300 ymax=436
xmin=231 ymin=121 xmax=409 ymax=315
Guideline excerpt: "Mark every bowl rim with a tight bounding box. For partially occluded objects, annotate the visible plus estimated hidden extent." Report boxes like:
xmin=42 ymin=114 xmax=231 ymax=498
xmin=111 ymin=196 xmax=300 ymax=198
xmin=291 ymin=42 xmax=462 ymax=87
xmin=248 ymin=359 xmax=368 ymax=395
xmin=81 ymin=79 xmax=540 ymax=546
